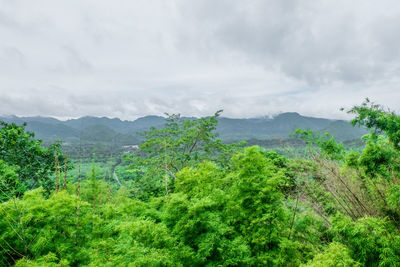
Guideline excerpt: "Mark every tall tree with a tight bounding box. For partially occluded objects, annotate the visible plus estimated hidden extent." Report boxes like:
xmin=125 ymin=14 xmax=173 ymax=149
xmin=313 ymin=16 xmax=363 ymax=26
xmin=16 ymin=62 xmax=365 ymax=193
xmin=0 ymin=121 xmax=65 ymax=198
xmin=124 ymin=111 xmax=245 ymax=198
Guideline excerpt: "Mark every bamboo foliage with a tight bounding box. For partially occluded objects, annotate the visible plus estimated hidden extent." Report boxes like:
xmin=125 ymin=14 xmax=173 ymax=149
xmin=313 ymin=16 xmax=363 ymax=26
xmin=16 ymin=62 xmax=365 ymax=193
xmin=63 ymin=153 xmax=68 ymax=190
xmin=54 ymin=152 xmax=59 ymax=193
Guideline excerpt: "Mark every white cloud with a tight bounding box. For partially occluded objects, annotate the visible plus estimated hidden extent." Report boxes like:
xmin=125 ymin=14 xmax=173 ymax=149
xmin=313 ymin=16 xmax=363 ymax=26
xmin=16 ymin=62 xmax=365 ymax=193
xmin=0 ymin=0 xmax=400 ymax=120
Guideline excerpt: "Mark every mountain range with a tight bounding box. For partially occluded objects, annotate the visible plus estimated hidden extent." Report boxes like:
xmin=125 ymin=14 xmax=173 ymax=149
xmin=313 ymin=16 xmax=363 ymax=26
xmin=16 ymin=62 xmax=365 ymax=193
xmin=0 ymin=113 xmax=368 ymax=145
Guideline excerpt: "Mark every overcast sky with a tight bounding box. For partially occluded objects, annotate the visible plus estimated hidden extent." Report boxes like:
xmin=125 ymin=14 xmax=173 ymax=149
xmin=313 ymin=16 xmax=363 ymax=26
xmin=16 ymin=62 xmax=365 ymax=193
xmin=1 ymin=0 xmax=400 ymax=120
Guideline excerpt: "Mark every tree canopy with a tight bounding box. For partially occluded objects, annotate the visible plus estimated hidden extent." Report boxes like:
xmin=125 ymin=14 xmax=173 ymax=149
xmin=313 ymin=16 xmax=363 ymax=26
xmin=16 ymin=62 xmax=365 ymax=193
xmin=0 ymin=121 xmax=65 ymax=200
xmin=2 ymin=102 xmax=400 ymax=266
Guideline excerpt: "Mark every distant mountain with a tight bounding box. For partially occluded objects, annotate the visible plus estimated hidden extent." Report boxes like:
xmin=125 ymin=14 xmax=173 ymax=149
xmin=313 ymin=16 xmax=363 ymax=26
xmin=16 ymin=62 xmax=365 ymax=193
xmin=0 ymin=116 xmax=80 ymax=140
xmin=268 ymin=112 xmax=332 ymax=133
xmin=25 ymin=121 xmax=80 ymax=140
xmin=216 ymin=112 xmax=367 ymax=141
xmin=61 ymin=115 xmax=166 ymax=134
xmin=80 ymin=124 xmax=140 ymax=144
xmin=0 ymin=115 xmax=61 ymax=125
xmin=64 ymin=117 xmax=132 ymax=133
xmin=129 ymin=115 xmax=166 ymax=131
xmin=320 ymin=120 xmax=368 ymax=141
xmin=0 ymin=113 xmax=368 ymax=144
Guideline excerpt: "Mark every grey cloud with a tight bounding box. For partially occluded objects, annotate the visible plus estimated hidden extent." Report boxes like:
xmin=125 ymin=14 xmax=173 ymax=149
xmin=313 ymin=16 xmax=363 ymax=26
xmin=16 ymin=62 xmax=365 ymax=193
xmin=50 ymin=46 xmax=93 ymax=74
xmin=0 ymin=10 xmax=20 ymax=28
xmin=1 ymin=0 xmax=400 ymax=120
xmin=0 ymin=46 xmax=25 ymax=71
xmin=176 ymin=0 xmax=400 ymax=85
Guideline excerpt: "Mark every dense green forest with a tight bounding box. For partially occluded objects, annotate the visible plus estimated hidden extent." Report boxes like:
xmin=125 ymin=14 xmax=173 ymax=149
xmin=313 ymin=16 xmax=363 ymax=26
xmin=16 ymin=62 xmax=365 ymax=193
xmin=1 ymin=100 xmax=400 ymax=266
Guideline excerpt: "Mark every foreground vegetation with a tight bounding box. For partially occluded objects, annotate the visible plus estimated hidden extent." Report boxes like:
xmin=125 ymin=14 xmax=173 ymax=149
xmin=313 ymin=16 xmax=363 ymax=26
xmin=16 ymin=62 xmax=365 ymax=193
xmin=1 ymin=100 xmax=400 ymax=266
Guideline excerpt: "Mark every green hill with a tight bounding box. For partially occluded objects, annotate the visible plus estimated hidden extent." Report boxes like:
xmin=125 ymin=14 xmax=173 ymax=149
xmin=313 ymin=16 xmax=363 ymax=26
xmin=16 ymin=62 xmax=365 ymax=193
xmin=0 ymin=113 xmax=367 ymax=145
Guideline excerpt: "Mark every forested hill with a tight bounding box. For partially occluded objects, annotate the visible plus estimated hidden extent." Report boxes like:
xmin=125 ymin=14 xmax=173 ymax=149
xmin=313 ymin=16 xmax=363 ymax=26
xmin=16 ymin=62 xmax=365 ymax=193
xmin=0 ymin=112 xmax=367 ymax=144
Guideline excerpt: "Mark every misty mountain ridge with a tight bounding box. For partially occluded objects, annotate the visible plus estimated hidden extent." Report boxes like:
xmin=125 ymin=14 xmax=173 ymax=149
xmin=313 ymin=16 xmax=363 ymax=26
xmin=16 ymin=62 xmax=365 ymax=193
xmin=0 ymin=112 xmax=368 ymax=144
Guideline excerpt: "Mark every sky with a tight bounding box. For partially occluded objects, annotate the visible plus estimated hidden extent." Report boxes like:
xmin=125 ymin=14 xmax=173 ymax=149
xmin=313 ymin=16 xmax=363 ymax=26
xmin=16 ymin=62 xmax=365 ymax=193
xmin=1 ymin=0 xmax=400 ymax=120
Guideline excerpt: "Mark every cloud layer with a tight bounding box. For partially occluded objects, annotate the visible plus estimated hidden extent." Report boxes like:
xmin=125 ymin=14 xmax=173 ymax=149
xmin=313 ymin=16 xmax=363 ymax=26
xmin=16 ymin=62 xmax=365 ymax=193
xmin=1 ymin=0 xmax=400 ymax=120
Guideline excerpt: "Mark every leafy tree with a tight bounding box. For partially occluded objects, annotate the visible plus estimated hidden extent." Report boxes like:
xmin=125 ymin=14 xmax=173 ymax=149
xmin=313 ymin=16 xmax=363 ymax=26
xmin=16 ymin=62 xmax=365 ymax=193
xmin=125 ymin=111 xmax=245 ymax=198
xmin=348 ymin=98 xmax=400 ymax=150
xmin=293 ymin=129 xmax=346 ymax=161
xmin=0 ymin=160 xmax=21 ymax=202
xmin=331 ymin=214 xmax=400 ymax=266
xmin=163 ymin=146 xmax=317 ymax=266
xmin=163 ymin=162 xmax=251 ymax=266
xmin=0 ymin=189 xmax=92 ymax=266
xmin=139 ymin=112 xmax=223 ymax=170
xmin=226 ymin=146 xmax=290 ymax=265
xmin=0 ymin=121 xmax=65 ymax=197
xmin=293 ymin=104 xmax=400 ymax=221
xmin=357 ymin=135 xmax=400 ymax=179
xmin=87 ymin=219 xmax=185 ymax=266
xmin=303 ymin=242 xmax=361 ymax=267
xmin=14 ymin=253 xmax=69 ymax=266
